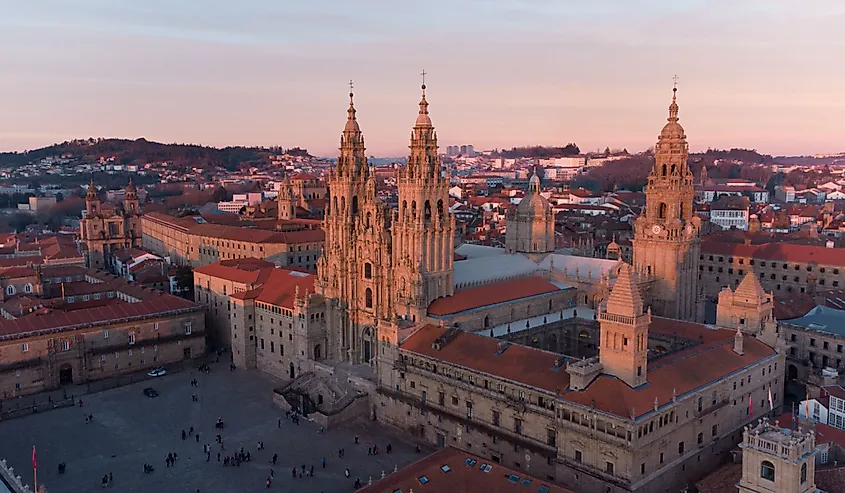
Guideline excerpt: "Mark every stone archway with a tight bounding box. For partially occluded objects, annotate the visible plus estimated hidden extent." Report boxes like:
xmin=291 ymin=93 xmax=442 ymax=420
xmin=362 ymin=326 xmax=375 ymax=363
xmin=59 ymin=363 xmax=73 ymax=385
xmin=314 ymin=344 xmax=322 ymax=361
xmin=788 ymin=364 xmax=798 ymax=381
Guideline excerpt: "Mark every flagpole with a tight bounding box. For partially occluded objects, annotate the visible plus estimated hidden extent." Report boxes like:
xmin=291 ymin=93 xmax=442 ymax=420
xmin=32 ymin=445 xmax=37 ymax=493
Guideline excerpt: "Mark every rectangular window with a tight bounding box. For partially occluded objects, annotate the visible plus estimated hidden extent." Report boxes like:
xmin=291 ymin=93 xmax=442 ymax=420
xmin=606 ymin=462 xmax=614 ymax=475
xmin=270 ymin=341 xmax=274 ymax=353
xmin=129 ymin=332 xmax=136 ymax=345
xmin=492 ymin=410 xmax=500 ymax=426
xmin=547 ymin=429 xmax=556 ymax=447
xmin=22 ymin=343 xmax=28 ymax=353
xmin=61 ymin=340 xmax=70 ymax=351
xmin=438 ymin=392 xmax=445 ymax=406
xmin=466 ymin=402 xmax=473 ymax=419
xmin=103 ymin=330 xmax=109 ymax=339
xmin=514 ymin=418 xmax=522 ymax=435
xmin=185 ymin=322 xmax=192 ymax=335
xmin=575 ymin=450 xmax=582 ymax=462
xmin=712 ymin=424 xmax=718 ymax=436
xmin=678 ymin=442 xmax=685 ymax=454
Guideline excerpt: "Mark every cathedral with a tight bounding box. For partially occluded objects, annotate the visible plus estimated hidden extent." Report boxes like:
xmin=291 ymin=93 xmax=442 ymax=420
xmin=315 ymin=83 xmax=455 ymax=364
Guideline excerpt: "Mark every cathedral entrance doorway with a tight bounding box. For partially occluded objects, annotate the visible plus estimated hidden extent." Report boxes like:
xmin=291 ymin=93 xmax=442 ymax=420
xmin=362 ymin=326 xmax=374 ymax=363
xmin=314 ymin=344 xmax=322 ymax=360
xmin=59 ymin=364 xmax=73 ymax=385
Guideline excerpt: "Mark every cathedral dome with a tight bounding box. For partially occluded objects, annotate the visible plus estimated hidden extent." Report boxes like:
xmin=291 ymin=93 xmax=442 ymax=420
xmin=415 ymin=86 xmax=432 ymax=127
xmin=516 ymin=173 xmax=550 ymax=216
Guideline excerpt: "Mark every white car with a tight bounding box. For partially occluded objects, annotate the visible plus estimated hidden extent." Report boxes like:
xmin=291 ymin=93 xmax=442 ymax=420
xmin=147 ymin=367 xmax=166 ymax=377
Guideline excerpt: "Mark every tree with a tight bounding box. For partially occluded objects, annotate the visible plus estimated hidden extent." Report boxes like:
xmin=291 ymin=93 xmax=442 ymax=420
xmin=211 ymin=186 xmax=229 ymax=203
xmin=174 ymin=266 xmax=195 ymax=299
xmin=10 ymin=212 xmax=35 ymax=232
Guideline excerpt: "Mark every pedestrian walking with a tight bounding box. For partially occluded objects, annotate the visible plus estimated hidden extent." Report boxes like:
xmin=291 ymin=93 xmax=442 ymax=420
xmin=321 ymin=457 xmax=326 ymax=468
xmin=310 ymin=465 xmax=314 ymax=477
xmin=291 ymin=467 xmax=296 ymax=479
xmin=272 ymin=453 xmax=278 ymax=465
xmin=270 ymin=468 xmax=274 ymax=478
xmin=354 ymin=435 xmax=359 ymax=444
xmin=277 ymin=418 xmax=281 ymax=428
xmin=109 ymin=472 xmax=113 ymax=483
xmin=196 ymin=434 xmax=200 ymax=443
xmin=182 ymin=430 xmax=187 ymax=440
xmin=345 ymin=467 xmax=350 ymax=478
xmin=217 ymin=452 xmax=221 ymax=462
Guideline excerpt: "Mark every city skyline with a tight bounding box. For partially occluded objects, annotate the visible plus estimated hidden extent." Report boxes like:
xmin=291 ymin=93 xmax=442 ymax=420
xmin=1 ymin=1 xmax=844 ymax=156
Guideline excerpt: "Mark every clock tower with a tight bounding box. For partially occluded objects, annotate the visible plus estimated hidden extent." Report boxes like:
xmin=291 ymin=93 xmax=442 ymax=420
xmin=633 ymin=85 xmax=702 ymax=322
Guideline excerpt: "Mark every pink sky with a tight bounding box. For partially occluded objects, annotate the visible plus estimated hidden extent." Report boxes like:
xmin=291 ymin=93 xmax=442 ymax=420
xmin=1 ymin=1 xmax=843 ymax=157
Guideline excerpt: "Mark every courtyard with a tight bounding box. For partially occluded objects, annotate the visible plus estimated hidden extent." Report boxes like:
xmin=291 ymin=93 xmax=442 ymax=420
xmin=0 ymin=363 xmax=426 ymax=493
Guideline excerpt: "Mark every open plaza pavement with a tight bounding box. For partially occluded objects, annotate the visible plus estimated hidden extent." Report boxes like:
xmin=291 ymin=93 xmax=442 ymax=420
xmin=0 ymin=361 xmax=427 ymax=492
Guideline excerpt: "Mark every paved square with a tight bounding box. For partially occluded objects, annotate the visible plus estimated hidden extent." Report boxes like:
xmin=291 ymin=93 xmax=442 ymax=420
xmin=0 ymin=364 xmax=426 ymax=493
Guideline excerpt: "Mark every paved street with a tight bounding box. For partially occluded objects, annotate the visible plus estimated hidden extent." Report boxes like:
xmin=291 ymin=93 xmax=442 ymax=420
xmin=0 ymin=363 xmax=426 ymax=492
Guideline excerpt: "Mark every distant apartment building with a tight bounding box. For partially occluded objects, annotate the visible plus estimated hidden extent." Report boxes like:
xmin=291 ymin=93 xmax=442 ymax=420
xmin=710 ymin=195 xmax=750 ymax=230
xmin=217 ymin=192 xmax=264 ymax=214
xmin=775 ymin=185 xmax=796 ymax=203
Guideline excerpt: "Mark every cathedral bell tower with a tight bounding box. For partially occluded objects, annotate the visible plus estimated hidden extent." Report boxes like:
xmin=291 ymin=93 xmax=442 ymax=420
xmin=277 ymin=179 xmax=296 ymax=220
xmin=392 ymin=79 xmax=455 ymax=322
xmin=598 ymin=264 xmax=651 ymax=387
xmin=86 ymin=179 xmax=100 ymax=217
xmin=316 ymin=86 xmax=391 ymax=364
xmin=633 ymin=85 xmax=702 ymax=322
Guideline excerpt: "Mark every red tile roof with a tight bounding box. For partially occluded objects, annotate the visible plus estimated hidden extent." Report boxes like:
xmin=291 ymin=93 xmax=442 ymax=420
xmin=193 ymin=258 xmax=275 ymax=285
xmin=357 ymin=447 xmax=574 ymax=493
xmin=563 ymin=317 xmax=777 ymax=418
xmin=702 ymin=240 xmax=845 ymax=267
xmin=289 ymin=172 xmax=319 ymax=181
xmin=253 ymin=269 xmax=314 ymax=309
xmin=427 ymin=277 xmax=564 ymax=317
xmin=401 ymin=325 xmax=570 ymax=394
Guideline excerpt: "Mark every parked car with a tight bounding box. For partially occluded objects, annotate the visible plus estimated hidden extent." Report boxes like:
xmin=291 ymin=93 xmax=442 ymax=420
xmin=143 ymin=388 xmax=159 ymax=398
xmin=147 ymin=367 xmax=166 ymax=377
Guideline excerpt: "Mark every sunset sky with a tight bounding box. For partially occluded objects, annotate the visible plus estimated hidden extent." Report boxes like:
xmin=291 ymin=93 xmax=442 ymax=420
xmin=1 ymin=0 xmax=843 ymax=157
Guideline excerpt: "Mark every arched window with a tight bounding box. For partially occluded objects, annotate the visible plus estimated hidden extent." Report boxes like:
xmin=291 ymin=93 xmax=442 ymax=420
xmin=761 ymin=461 xmax=775 ymax=481
xmin=352 ymin=196 xmax=359 ymax=215
xmin=424 ymin=200 xmax=431 ymax=221
xmin=484 ymin=315 xmax=490 ymax=328
xmin=437 ymin=199 xmax=444 ymax=218
xmin=341 ymin=196 xmax=346 ymax=213
xmin=365 ymin=288 xmax=373 ymax=308
xmin=402 ymin=200 xmax=407 ymax=217
xmin=365 ymin=212 xmax=371 ymax=228
xmin=411 ymin=201 xmax=417 ymax=218
xmin=800 ymin=463 xmax=807 ymax=483
xmin=671 ymin=164 xmax=677 ymax=175
xmin=662 ymin=164 xmax=667 ymax=176
xmin=679 ymin=202 xmax=685 ymax=220
xmin=364 ymin=263 xmax=372 ymax=280
xmin=658 ymin=202 xmax=667 ymax=219
xmin=24 ymin=283 xmax=32 ymax=293
xmin=6 ymin=285 xmax=14 ymax=296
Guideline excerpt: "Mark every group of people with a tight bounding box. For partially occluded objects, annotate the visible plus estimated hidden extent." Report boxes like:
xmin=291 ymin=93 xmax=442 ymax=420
xmin=100 ymin=472 xmax=113 ymax=487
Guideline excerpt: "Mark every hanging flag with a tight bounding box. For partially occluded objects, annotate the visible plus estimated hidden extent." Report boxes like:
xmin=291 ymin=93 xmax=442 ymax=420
xmin=31 ymin=446 xmax=36 ymax=470
xmin=768 ymin=384 xmax=774 ymax=412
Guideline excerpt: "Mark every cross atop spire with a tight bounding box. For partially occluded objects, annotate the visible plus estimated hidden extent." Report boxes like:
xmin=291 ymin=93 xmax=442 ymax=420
xmin=668 ymin=78 xmax=679 ymax=123
xmin=415 ymin=71 xmax=432 ymax=127
xmin=344 ymin=80 xmax=360 ymax=133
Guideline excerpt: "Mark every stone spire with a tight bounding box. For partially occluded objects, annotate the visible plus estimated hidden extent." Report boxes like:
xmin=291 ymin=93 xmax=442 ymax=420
xmin=734 ymin=271 xmax=768 ymax=305
xmin=606 ymin=265 xmax=644 ymax=318
xmin=86 ymin=179 xmax=98 ymax=201
xmin=667 ymin=85 xmax=679 ymax=124
xmin=125 ymin=178 xmax=137 ymax=201
xmin=337 ymin=83 xmax=367 ymax=179
xmin=404 ymin=77 xmax=442 ymax=183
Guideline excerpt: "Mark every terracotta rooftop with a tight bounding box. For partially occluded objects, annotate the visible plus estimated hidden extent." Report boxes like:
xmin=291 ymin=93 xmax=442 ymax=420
xmin=193 ymin=258 xmax=275 ymax=285
xmin=357 ymin=447 xmax=575 ymax=493
xmin=401 ymin=325 xmax=571 ymax=394
xmin=701 ymin=240 xmax=845 ymax=267
xmin=253 ymin=269 xmax=315 ymax=309
xmin=427 ymin=277 xmax=565 ymax=317
xmin=563 ymin=317 xmax=777 ymax=418
xmin=693 ymin=461 xmax=741 ymax=493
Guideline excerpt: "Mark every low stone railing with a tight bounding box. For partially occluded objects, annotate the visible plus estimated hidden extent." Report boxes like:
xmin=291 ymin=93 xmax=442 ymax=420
xmin=0 ymin=459 xmax=32 ymax=493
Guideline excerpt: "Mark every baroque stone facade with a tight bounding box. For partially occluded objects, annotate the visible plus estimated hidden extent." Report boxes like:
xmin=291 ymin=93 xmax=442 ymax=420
xmin=80 ymin=180 xmax=143 ymax=270
xmin=632 ymin=88 xmax=703 ymax=322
